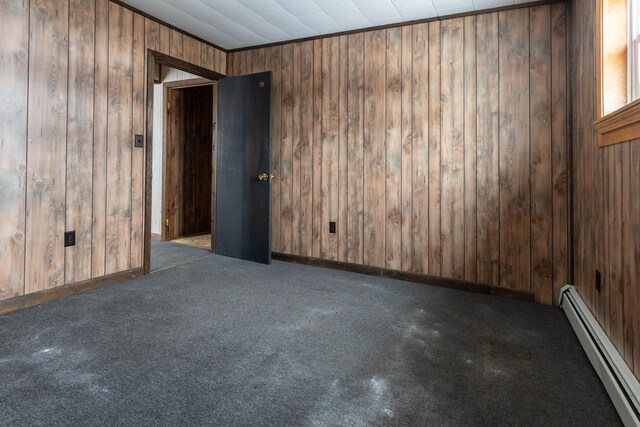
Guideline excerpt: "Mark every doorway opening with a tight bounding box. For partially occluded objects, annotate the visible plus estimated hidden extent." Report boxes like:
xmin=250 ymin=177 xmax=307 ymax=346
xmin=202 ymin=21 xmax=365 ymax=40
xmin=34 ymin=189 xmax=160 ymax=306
xmin=144 ymin=50 xmax=273 ymax=275
xmin=165 ymin=83 xmax=214 ymax=248
xmin=144 ymin=51 xmax=223 ymax=274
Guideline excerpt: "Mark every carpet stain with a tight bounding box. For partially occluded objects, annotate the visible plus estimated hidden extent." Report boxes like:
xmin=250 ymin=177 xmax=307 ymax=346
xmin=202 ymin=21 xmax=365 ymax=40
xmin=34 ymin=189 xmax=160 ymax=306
xmin=307 ymin=377 xmax=396 ymax=427
xmin=279 ymin=307 xmax=340 ymax=332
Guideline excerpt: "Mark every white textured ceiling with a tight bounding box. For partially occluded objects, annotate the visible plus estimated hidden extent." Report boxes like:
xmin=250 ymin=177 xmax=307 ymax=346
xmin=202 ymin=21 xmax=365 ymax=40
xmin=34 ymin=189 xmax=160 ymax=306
xmin=120 ymin=0 xmax=534 ymax=50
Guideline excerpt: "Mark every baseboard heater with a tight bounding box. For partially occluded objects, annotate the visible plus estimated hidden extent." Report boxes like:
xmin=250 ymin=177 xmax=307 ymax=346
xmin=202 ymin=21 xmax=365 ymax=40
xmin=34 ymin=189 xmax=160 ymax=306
xmin=559 ymin=285 xmax=640 ymax=426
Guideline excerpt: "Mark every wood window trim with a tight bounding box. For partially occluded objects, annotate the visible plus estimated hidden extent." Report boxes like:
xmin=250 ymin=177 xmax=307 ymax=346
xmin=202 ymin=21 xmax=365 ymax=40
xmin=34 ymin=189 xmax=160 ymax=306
xmin=595 ymin=98 xmax=640 ymax=145
xmin=595 ymin=0 xmax=640 ymax=146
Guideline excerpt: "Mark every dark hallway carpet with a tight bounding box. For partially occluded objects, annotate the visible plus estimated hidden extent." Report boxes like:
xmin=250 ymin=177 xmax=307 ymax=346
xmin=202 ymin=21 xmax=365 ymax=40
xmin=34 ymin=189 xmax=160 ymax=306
xmin=0 ymin=244 xmax=621 ymax=426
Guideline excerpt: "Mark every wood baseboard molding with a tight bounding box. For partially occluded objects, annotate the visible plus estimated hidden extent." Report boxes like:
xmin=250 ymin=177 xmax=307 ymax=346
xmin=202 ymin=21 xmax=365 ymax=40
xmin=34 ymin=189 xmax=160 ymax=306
xmin=151 ymin=233 xmax=162 ymax=241
xmin=0 ymin=269 xmax=144 ymax=315
xmin=272 ymin=253 xmax=534 ymax=303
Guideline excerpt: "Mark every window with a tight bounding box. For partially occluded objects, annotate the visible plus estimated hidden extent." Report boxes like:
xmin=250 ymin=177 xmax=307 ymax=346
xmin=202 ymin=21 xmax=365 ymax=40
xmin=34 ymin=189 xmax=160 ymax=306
xmin=594 ymin=0 xmax=640 ymax=146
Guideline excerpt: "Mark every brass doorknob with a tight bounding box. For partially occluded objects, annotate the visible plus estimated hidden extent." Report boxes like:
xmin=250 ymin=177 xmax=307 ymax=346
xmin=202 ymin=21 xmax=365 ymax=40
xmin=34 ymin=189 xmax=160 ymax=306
xmin=258 ymin=173 xmax=274 ymax=181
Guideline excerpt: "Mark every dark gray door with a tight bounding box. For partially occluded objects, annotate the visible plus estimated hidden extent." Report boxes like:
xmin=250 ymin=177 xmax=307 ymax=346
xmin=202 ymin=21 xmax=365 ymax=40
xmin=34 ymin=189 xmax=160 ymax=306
xmin=215 ymin=72 xmax=272 ymax=264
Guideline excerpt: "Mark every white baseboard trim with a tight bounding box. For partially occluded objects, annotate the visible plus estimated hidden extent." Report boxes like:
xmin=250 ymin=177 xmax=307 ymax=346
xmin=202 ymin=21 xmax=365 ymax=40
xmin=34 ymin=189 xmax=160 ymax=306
xmin=560 ymin=285 xmax=640 ymax=427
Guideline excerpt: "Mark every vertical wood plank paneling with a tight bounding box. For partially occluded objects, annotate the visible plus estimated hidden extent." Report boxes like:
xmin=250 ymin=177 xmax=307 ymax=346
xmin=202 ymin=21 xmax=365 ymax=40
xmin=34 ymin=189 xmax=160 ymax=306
xmin=299 ymin=41 xmax=314 ymax=257
xmin=174 ymin=85 xmax=212 ymax=236
xmin=167 ymin=89 xmax=184 ymax=239
xmin=440 ymin=18 xmax=465 ymax=280
xmin=241 ymin=50 xmax=253 ymax=75
xmin=182 ymin=35 xmax=200 ymax=66
xmin=235 ymin=51 xmax=244 ymax=74
xmin=105 ymin=3 xmax=133 ymax=274
xmin=593 ymin=0 xmax=601 ymax=321
xmin=252 ymin=47 xmax=265 ymax=73
xmin=610 ymin=145 xmax=624 ymax=350
xmin=593 ymin=4 xmax=604 ymax=329
xmin=633 ymin=143 xmax=640 ymax=377
xmin=386 ymin=27 xmax=402 ymax=270
xmin=144 ymin=16 xmax=160 ymax=250
xmin=213 ymin=47 xmax=223 ymax=74
xmin=0 ymin=0 xmax=232 ymax=302
xmin=26 ymin=0 xmax=69 ymax=293
xmin=233 ymin=52 xmax=242 ymax=75
xmin=338 ymin=35 xmax=349 ymax=262
xmin=227 ymin=49 xmax=237 ymax=73
xmin=217 ymin=47 xmax=226 ymax=75
xmin=321 ymin=37 xmax=340 ymax=260
xmin=411 ymin=23 xmax=428 ymax=273
xmin=130 ymin=12 xmax=144 ymax=269
xmin=265 ymin=45 xmax=282 ymax=252
xmin=145 ymin=18 xmax=159 ymax=52
xmin=622 ymin=144 xmax=634 ymax=365
xmin=65 ymin=0 xmax=95 ymax=284
xmin=0 ymin=0 xmax=29 ymax=299
xmin=363 ymin=30 xmax=386 ymax=267
xmin=227 ymin=52 xmax=233 ymax=76
xmin=551 ymin=3 xmax=568 ymax=305
xmin=476 ymin=12 xmax=500 ymax=285
xmin=280 ymin=43 xmax=294 ymax=253
xmin=1 ymin=4 xmax=573 ymax=315
xmin=197 ymin=86 xmax=213 ymax=232
xmin=584 ymin=2 xmax=609 ymax=324
xmin=159 ymin=24 xmax=170 ymax=55
xmin=347 ymin=33 xmax=364 ymax=265
xmin=529 ymin=5 xmax=552 ymax=304
xmin=291 ymin=43 xmax=302 ymax=255
xmin=603 ymin=148 xmax=611 ymax=334
xmin=169 ymin=29 xmax=183 ymax=60
xmin=499 ymin=8 xmax=530 ymax=291
xmin=312 ymin=39 xmax=323 ymax=258
xmin=201 ymin=44 xmax=214 ymax=70
xmin=428 ymin=21 xmax=441 ymax=276
xmin=216 ymin=47 xmax=225 ymax=75
xmin=92 ymin=0 xmax=108 ymax=278
xmin=591 ymin=0 xmax=604 ymax=327
xmin=400 ymin=26 xmax=413 ymax=272
xmin=463 ymin=16 xmax=477 ymax=282
xmin=325 ymin=35 xmax=341 ymax=261
xmin=183 ymin=88 xmax=196 ymax=231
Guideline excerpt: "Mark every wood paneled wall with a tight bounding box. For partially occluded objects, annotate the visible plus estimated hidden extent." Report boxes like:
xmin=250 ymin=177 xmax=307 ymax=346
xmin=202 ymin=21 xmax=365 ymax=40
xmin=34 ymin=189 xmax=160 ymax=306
xmin=228 ymin=3 xmax=570 ymax=305
xmin=0 ymin=0 xmax=225 ymax=301
xmin=571 ymin=0 xmax=640 ymax=379
xmin=165 ymin=85 xmax=213 ymax=239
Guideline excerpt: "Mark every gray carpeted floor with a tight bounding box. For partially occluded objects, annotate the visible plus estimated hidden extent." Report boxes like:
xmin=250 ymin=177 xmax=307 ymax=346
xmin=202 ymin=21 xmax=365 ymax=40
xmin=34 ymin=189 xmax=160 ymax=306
xmin=0 ymin=243 xmax=621 ymax=426
xmin=150 ymin=240 xmax=210 ymax=271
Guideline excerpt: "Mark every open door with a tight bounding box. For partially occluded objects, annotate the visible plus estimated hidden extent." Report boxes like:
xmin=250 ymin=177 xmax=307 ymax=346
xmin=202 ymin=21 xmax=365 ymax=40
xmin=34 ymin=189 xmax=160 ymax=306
xmin=215 ymin=72 xmax=272 ymax=264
